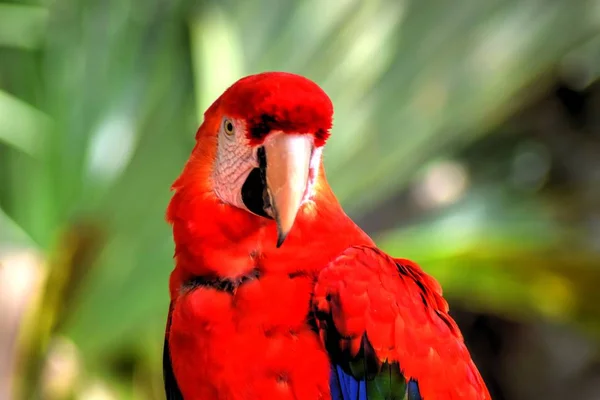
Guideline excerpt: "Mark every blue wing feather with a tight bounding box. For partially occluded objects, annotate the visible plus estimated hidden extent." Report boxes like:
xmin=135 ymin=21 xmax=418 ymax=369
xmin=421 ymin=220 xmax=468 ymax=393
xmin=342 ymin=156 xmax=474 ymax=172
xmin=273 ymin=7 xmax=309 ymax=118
xmin=407 ymin=380 xmax=422 ymax=400
xmin=330 ymin=363 xmax=367 ymax=400
xmin=329 ymin=362 xmax=422 ymax=400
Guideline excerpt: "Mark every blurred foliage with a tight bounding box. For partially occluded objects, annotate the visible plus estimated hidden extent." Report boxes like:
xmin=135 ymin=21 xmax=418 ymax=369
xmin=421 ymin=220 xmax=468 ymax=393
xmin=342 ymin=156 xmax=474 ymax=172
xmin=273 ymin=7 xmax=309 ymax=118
xmin=1 ymin=0 xmax=600 ymax=398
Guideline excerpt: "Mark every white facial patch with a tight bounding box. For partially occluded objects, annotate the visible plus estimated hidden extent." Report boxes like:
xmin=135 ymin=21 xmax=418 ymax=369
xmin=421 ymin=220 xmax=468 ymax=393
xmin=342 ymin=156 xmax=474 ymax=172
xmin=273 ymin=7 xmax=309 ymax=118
xmin=212 ymin=118 xmax=258 ymax=209
xmin=211 ymin=119 xmax=323 ymax=212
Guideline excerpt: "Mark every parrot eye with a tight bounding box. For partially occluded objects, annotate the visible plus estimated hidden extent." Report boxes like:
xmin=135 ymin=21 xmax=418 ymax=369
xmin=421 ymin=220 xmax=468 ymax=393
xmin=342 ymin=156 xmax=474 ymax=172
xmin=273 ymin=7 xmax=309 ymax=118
xmin=223 ymin=119 xmax=235 ymax=136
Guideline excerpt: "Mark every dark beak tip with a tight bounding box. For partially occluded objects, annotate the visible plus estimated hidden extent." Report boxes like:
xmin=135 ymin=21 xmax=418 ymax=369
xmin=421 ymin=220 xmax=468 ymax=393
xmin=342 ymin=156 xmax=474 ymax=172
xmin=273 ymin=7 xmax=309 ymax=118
xmin=276 ymin=229 xmax=288 ymax=248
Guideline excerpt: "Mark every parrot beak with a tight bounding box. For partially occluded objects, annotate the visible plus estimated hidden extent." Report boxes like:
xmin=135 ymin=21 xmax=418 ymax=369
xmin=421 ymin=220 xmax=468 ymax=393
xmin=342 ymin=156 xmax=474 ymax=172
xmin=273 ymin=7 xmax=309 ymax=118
xmin=263 ymin=133 xmax=313 ymax=248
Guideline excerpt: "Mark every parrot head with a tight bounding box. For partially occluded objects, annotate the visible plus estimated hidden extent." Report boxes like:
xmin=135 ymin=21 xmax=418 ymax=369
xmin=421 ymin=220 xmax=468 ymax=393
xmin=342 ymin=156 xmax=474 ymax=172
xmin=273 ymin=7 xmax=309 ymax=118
xmin=180 ymin=72 xmax=334 ymax=248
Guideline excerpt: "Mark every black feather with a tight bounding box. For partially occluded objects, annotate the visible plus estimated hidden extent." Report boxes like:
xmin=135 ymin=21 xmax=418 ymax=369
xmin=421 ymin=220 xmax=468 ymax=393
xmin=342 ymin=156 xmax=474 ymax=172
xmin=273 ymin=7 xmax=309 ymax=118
xmin=163 ymin=303 xmax=184 ymax=400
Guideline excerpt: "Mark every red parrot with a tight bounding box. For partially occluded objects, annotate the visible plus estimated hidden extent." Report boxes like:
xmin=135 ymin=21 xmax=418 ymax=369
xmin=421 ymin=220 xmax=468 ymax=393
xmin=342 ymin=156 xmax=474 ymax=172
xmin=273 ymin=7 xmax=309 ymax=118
xmin=164 ymin=72 xmax=491 ymax=400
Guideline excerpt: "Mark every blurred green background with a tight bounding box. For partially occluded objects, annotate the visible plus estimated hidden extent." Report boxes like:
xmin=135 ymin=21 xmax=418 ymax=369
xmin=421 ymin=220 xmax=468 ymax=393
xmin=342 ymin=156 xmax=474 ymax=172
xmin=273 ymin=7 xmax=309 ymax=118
xmin=1 ymin=0 xmax=600 ymax=399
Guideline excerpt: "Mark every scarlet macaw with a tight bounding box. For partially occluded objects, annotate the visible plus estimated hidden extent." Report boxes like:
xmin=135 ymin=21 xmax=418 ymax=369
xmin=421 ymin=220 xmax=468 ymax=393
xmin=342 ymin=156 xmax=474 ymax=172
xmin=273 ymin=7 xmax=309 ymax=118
xmin=163 ymin=72 xmax=491 ymax=400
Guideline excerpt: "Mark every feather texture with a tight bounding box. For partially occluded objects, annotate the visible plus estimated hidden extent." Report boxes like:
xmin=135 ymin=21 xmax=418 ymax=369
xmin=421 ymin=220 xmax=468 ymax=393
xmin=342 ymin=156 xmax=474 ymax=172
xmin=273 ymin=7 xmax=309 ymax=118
xmin=206 ymin=72 xmax=333 ymax=146
xmin=164 ymin=304 xmax=184 ymax=400
xmin=313 ymin=245 xmax=490 ymax=399
xmin=164 ymin=71 xmax=490 ymax=399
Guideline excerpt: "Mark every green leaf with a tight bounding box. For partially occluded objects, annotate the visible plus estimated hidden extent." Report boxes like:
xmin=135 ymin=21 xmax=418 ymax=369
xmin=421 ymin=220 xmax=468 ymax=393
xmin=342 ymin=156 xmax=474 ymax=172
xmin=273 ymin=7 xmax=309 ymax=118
xmin=0 ymin=90 xmax=49 ymax=156
xmin=377 ymin=192 xmax=600 ymax=337
xmin=0 ymin=4 xmax=48 ymax=50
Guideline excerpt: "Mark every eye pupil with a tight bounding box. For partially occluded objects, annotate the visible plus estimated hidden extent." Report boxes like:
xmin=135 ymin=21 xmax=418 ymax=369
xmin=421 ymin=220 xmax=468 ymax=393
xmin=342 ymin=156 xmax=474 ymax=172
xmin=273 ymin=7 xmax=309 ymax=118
xmin=225 ymin=120 xmax=234 ymax=134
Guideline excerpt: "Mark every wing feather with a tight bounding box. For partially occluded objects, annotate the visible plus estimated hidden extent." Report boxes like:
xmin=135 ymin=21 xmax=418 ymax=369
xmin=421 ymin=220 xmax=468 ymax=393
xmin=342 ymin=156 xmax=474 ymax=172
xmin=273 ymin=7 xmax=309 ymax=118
xmin=313 ymin=245 xmax=490 ymax=400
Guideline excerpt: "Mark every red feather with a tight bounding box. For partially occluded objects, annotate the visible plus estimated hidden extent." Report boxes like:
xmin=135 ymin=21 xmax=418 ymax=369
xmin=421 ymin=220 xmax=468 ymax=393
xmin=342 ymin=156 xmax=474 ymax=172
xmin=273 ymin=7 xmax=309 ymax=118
xmin=165 ymin=72 xmax=490 ymax=399
xmin=313 ymin=246 xmax=491 ymax=400
xmin=203 ymin=71 xmax=333 ymax=146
